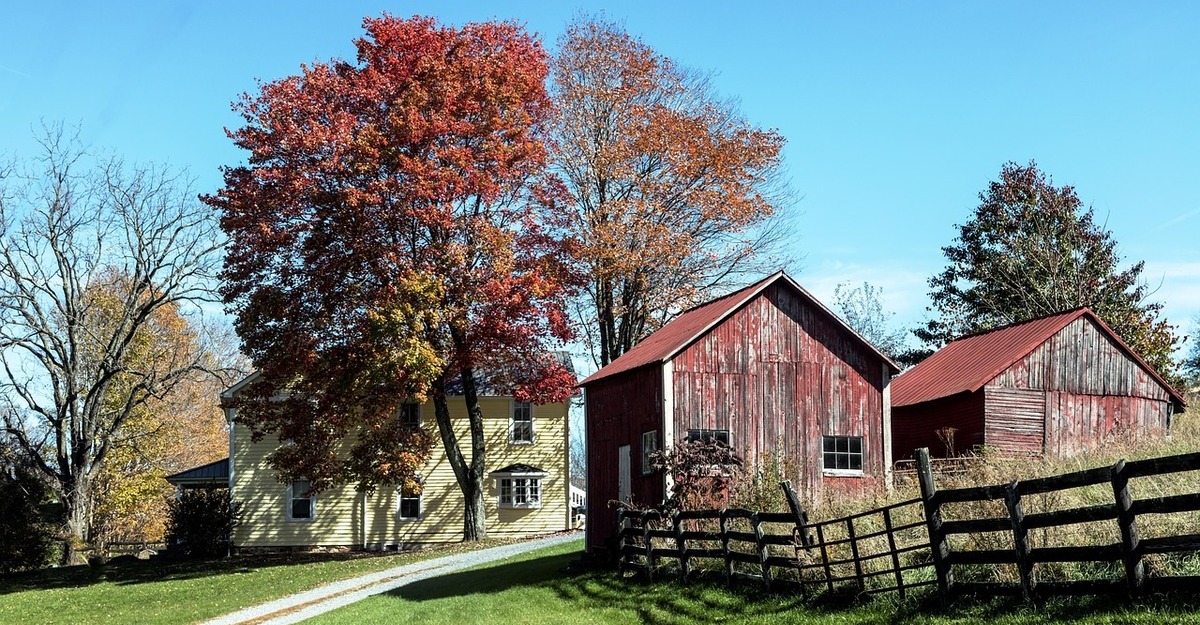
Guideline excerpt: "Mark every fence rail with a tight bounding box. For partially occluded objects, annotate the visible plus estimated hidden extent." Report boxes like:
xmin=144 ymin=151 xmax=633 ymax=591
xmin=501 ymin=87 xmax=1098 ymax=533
xmin=616 ymin=448 xmax=1200 ymax=604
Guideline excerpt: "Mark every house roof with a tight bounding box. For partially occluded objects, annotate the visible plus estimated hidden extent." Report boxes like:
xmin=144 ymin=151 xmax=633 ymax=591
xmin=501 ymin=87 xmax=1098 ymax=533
xmin=164 ymin=458 xmax=229 ymax=486
xmin=224 ymin=351 xmax=576 ymax=400
xmin=891 ymin=308 xmax=1187 ymax=409
xmin=579 ymin=271 xmax=901 ymax=386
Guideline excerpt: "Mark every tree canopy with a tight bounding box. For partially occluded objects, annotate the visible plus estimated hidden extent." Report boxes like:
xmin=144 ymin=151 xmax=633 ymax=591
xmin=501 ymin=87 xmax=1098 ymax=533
xmin=916 ymin=161 xmax=1181 ymax=383
xmin=208 ymin=15 xmax=575 ymax=539
xmin=0 ymin=126 xmax=225 ymax=562
xmin=832 ymin=282 xmax=908 ymax=361
xmin=548 ymin=16 xmax=791 ymax=368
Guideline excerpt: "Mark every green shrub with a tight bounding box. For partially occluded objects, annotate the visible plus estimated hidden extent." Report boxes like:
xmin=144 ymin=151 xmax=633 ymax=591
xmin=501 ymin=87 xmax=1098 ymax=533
xmin=165 ymin=488 xmax=242 ymax=558
xmin=0 ymin=455 xmax=57 ymax=572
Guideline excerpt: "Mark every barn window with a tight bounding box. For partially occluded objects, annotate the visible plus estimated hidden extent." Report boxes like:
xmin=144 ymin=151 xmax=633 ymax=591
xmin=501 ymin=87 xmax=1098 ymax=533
xmin=822 ymin=436 xmax=863 ymax=474
xmin=642 ymin=430 xmax=658 ymax=474
xmin=686 ymin=428 xmax=731 ymax=446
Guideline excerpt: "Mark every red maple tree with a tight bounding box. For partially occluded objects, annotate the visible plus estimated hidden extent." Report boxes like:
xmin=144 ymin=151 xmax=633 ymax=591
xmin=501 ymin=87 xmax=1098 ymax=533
xmin=206 ymin=14 xmax=575 ymax=540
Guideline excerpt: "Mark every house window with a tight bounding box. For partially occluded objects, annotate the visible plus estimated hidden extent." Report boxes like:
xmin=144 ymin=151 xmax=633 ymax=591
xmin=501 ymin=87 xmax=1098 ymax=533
xmin=822 ymin=436 xmax=864 ymax=473
xmin=399 ymin=402 xmax=422 ymax=428
xmin=398 ymin=476 xmax=422 ymax=520
xmin=510 ymin=401 xmax=534 ymax=444
xmin=686 ymin=428 xmax=730 ymax=446
xmin=288 ymin=479 xmax=315 ymax=521
xmin=642 ymin=430 xmax=658 ymax=475
xmin=498 ymin=477 xmax=541 ymax=508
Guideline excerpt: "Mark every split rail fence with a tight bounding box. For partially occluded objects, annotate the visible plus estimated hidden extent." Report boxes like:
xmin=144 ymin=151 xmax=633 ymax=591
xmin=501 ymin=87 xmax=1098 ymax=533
xmin=616 ymin=447 xmax=1200 ymax=603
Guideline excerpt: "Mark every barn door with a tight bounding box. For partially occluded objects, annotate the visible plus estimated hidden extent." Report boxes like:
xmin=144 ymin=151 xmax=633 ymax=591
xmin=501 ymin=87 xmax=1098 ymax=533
xmin=984 ymin=387 xmax=1046 ymax=455
xmin=617 ymin=445 xmax=631 ymax=502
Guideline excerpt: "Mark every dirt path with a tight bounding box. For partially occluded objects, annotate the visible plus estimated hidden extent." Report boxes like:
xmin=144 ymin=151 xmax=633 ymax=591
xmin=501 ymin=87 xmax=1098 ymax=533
xmin=198 ymin=533 xmax=582 ymax=625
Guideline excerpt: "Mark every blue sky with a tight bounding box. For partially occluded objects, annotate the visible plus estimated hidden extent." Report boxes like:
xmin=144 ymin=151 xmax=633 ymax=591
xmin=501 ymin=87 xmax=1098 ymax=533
xmin=3 ymin=2 xmax=1198 ymax=363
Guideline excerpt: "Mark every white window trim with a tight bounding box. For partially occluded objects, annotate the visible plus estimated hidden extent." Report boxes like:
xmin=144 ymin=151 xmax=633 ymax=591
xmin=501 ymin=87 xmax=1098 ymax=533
xmin=641 ymin=430 xmax=658 ymax=475
xmin=821 ymin=435 xmax=866 ymax=476
xmin=495 ymin=472 xmax=546 ymax=509
xmin=286 ymin=480 xmax=316 ymax=522
xmin=509 ymin=400 xmax=535 ymax=445
xmin=397 ymin=478 xmax=423 ymax=521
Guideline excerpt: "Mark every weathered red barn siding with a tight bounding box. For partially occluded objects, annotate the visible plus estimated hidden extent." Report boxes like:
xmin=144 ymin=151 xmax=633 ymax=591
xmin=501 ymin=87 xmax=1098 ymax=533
xmin=986 ymin=317 xmax=1172 ymax=458
xmin=892 ymin=392 xmax=986 ymax=461
xmin=584 ymin=364 xmax=664 ymax=552
xmin=670 ymin=283 xmax=888 ymax=500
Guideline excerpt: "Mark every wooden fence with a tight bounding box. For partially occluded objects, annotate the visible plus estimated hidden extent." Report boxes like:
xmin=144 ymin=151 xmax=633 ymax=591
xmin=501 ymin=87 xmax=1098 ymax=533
xmin=617 ymin=481 xmax=935 ymax=596
xmin=616 ymin=447 xmax=1200 ymax=603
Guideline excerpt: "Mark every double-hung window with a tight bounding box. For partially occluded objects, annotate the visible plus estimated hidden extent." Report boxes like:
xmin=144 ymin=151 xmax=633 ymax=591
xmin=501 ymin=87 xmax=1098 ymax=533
xmin=510 ymin=401 xmax=534 ymax=444
xmin=822 ymin=435 xmax=864 ymax=474
xmin=398 ymin=476 xmax=422 ymax=521
xmin=287 ymin=479 xmax=316 ymax=521
xmin=399 ymin=402 xmax=422 ymax=428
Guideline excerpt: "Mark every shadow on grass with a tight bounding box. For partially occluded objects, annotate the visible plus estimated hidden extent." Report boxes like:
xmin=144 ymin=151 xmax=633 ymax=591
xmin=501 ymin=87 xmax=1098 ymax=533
xmin=391 ymin=546 xmax=1200 ymax=625
xmin=0 ymin=550 xmax=408 ymax=596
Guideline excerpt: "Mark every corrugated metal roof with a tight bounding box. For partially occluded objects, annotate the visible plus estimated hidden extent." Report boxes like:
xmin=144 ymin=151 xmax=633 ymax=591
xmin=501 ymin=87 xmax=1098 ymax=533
xmin=891 ymin=308 xmax=1186 ymax=408
xmin=579 ymin=271 xmax=900 ymax=386
xmin=165 ymin=458 xmax=229 ymax=485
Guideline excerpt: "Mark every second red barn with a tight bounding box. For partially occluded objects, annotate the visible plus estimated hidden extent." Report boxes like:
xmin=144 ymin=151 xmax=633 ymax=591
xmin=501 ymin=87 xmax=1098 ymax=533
xmin=580 ymin=271 xmax=900 ymax=555
xmin=891 ymin=308 xmax=1187 ymax=463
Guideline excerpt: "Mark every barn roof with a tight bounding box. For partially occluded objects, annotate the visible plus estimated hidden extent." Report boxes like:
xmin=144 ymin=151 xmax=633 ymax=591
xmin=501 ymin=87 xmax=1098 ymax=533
xmin=892 ymin=308 xmax=1187 ymax=409
xmin=579 ymin=271 xmax=900 ymax=386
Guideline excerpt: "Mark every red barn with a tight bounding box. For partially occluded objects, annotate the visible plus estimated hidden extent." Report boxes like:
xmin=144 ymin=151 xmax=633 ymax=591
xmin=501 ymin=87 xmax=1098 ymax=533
xmin=580 ymin=272 xmax=899 ymax=554
xmin=891 ymin=308 xmax=1186 ymax=462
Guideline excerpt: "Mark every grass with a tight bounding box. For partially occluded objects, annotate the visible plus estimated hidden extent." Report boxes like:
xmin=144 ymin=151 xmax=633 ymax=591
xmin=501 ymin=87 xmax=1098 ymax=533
xmin=308 ymin=539 xmax=1200 ymax=625
xmin=0 ymin=537 xmax=526 ymax=625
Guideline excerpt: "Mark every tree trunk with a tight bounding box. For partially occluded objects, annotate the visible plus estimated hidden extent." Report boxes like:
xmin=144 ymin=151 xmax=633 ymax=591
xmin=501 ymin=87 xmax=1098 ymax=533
xmin=431 ymin=368 xmax=488 ymax=542
xmin=61 ymin=474 xmax=91 ymax=565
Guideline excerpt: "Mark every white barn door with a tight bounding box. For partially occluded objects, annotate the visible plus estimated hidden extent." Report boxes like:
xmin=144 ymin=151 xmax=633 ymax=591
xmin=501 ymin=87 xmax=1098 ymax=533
xmin=617 ymin=445 xmax=631 ymax=503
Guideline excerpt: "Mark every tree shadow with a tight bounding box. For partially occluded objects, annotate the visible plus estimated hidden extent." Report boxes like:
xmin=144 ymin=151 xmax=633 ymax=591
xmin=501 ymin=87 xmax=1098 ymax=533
xmin=0 ymin=550 xmax=406 ymax=595
xmin=391 ymin=545 xmax=1200 ymax=625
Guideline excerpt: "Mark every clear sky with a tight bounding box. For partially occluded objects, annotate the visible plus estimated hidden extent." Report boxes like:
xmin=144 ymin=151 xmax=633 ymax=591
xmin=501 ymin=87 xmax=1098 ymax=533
xmin=3 ymin=1 xmax=1198 ymax=364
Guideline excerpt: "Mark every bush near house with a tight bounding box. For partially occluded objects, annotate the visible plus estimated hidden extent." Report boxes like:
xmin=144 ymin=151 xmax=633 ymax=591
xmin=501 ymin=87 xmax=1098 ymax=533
xmin=165 ymin=488 xmax=242 ymax=558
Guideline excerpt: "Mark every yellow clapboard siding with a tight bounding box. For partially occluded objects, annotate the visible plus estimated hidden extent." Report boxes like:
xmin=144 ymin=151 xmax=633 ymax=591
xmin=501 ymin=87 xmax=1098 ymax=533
xmin=231 ymin=396 xmax=571 ymax=548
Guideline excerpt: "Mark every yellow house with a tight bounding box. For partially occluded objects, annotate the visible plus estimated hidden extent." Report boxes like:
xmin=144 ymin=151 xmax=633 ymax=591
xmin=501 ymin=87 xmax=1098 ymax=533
xmin=170 ymin=370 xmax=576 ymax=550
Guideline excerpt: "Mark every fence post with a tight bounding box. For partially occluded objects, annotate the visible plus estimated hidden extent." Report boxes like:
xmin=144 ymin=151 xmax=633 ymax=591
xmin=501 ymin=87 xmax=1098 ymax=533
xmin=1004 ymin=481 xmax=1034 ymax=602
xmin=642 ymin=511 xmax=656 ymax=581
xmin=615 ymin=508 xmax=627 ymax=576
xmin=781 ymin=480 xmax=812 ymax=548
xmin=882 ymin=507 xmax=905 ymax=599
xmin=916 ymin=447 xmax=954 ymax=602
xmin=847 ymin=517 xmax=865 ymax=594
xmin=752 ymin=512 xmax=772 ymax=589
xmin=816 ymin=523 xmax=833 ymax=594
xmin=672 ymin=510 xmax=689 ymax=581
xmin=720 ymin=508 xmax=733 ymax=584
xmin=1111 ymin=459 xmax=1145 ymax=598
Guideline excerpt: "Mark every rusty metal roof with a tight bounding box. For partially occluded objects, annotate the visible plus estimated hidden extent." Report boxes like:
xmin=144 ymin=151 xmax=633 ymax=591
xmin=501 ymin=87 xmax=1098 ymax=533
xmin=891 ymin=308 xmax=1186 ymax=408
xmin=579 ymin=271 xmax=900 ymax=386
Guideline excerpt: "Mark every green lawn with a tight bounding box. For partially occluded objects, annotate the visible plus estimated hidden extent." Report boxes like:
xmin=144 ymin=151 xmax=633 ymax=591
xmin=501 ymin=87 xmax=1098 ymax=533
xmin=309 ymin=540 xmax=1200 ymax=625
xmin=0 ymin=539 xmax=517 ymax=625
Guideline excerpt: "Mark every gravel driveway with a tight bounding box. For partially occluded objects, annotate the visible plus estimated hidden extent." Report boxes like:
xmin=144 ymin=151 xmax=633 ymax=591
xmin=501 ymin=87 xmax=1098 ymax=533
xmin=199 ymin=532 xmax=582 ymax=625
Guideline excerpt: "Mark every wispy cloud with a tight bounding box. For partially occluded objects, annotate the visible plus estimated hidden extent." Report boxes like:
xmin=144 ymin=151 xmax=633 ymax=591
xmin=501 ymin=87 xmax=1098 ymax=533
xmin=0 ymin=62 xmax=31 ymax=79
xmin=1149 ymin=207 xmax=1200 ymax=233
